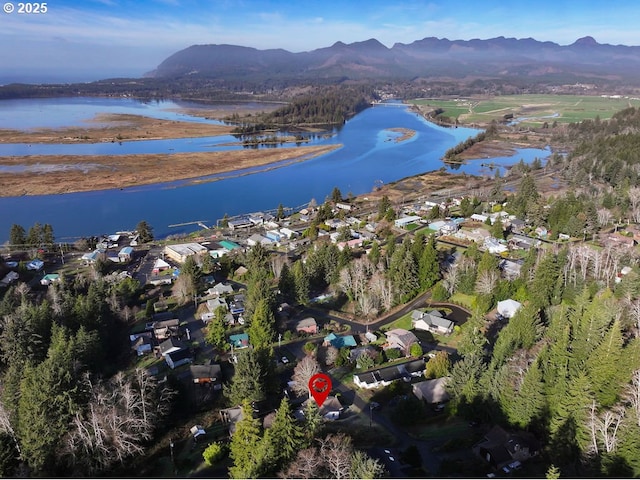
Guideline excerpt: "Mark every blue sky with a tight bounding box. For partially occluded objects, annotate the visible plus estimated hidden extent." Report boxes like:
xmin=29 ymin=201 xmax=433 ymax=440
xmin=1 ymin=0 xmax=639 ymax=83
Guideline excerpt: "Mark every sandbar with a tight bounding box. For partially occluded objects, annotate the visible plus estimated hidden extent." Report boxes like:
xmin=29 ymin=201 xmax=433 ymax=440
xmin=0 ymin=144 xmax=340 ymax=197
xmin=0 ymin=114 xmax=235 ymax=144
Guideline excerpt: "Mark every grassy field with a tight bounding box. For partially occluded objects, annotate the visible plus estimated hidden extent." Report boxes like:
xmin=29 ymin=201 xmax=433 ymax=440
xmin=409 ymin=94 xmax=640 ymax=126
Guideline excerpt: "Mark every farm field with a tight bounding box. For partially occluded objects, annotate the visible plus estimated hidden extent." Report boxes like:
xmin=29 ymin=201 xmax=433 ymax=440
xmin=409 ymin=94 xmax=640 ymax=126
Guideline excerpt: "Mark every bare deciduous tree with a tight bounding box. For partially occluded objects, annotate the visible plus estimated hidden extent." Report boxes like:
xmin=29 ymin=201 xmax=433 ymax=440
xmin=623 ymin=369 xmax=640 ymax=426
xmin=291 ymin=356 xmax=321 ymax=398
xmin=63 ymin=369 xmax=175 ymax=475
xmin=279 ymin=447 xmax=323 ymax=479
xmin=319 ymin=433 xmax=353 ymax=480
xmin=475 ymin=270 xmax=499 ymax=295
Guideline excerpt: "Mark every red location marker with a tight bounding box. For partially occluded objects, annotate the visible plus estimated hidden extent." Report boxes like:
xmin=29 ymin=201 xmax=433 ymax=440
xmin=308 ymin=373 xmax=332 ymax=407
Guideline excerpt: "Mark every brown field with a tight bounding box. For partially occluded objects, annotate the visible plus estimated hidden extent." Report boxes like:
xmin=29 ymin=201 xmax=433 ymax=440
xmin=0 ymin=114 xmax=235 ymax=144
xmin=0 ymin=144 xmax=340 ymax=197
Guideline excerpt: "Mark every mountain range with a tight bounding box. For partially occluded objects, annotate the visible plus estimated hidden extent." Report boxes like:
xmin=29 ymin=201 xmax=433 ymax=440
xmin=147 ymin=36 xmax=640 ymax=84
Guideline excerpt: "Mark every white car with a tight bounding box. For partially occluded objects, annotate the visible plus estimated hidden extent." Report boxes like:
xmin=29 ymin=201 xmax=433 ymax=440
xmin=281 ymin=356 xmax=289 ymax=364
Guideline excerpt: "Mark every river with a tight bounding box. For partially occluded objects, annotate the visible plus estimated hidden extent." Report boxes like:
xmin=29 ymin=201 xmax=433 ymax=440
xmin=0 ymin=98 xmax=550 ymax=242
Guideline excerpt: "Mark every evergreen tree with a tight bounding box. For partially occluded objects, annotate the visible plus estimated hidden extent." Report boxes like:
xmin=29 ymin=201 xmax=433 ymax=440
xmin=262 ymin=398 xmax=304 ymax=473
xmin=247 ymin=299 xmax=276 ymax=351
xmin=506 ymin=359 xmax=546 ymax=429
xmin=8 ymin=224 xmax=25 ymax=250
xmin=330 ymin=186 xmax=342 ymax=203
xmin=457 ymin=308 xmax=487 ymax=358
xmin=205 ymin=307 xmax=228 ymax=351
xmin=292 ymin=261 xmax=309 ymax=305
xmin=26 ymin=223 xmax=43 ymax=247
xmin=229 ymin=401 xmax=267 ymax=479
xmin=226 ymin=349 xmax=267 ymax=406
xmin=586 ymin=320 xmax=624 ymax=407
xmin=135 ymin=220 xmax=154 ymax=243
xmin=418 ymin=235 xmax=440 ymax=289
xmin=42 ymin=224 xmax=54 ymax=246
xmin=277 ymin=263 xmax=296 ymax=303
xmin=548 ymin=373 xmax=594 ymax=462
xmin=369 ymin=241 xmax=381 ymax=267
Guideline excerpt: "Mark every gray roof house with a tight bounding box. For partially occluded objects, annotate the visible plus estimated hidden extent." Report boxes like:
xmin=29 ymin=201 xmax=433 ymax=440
xmin=412 ymin=377 xmax=451 ymax=404
xmin=412 ymin=310 xmax=454 ymax=335
xmin=384 ymin=328 xmax=419 ymax=355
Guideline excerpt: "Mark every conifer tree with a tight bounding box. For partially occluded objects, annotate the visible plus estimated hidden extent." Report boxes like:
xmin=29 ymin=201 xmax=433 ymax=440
xmin=262 ymin=398 xmax=304 ymax=473
xmin=229 ymin=401 xmax=267 ymax=479
xmin=247 ymin=298 xmax=276 ymax=351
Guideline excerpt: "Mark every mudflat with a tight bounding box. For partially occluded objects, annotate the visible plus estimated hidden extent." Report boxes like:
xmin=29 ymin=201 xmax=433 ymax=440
xmin=0 ymin=144 xmax=340 ymax=197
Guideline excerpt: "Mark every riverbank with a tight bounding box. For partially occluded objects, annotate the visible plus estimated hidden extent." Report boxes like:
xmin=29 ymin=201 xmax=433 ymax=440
xmin=0 ymin=113 xmax=235 ymax=144
xmin=0 ymin=144 xmax=340 ymax=197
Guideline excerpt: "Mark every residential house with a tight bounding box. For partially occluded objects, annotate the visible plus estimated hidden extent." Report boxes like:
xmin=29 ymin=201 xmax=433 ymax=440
xmin=499 ymin=259 xmax=522 ymax=280
xmin=152 ymin=258 xmax=171 ymax=275
xmin=411 ymin=310 xmax=454 ymax=335
xmin=229 ymin=295 xmax=245 ymax=315
xmin=607 ymin=232 xmax=636 ymax=248
xmin=40 ymin=273 xmax=60 ymax=286
xmin=301 ymin=396 xmax=344 ymax=421
xmin=509 ymin=234 xmax=539 ymax=251
xmin=484 ymin=237 xmax=508 ymax=254
xmin=279 ymin=227 xmax=298 ymax=239
xmin=164 ymin=243 xmax=207 ymax=264
xmin=265 ymin=230 xmax=282 ymax=243
xmin=130 ymin=332 xmax=153 ymax=356
xmin=229 ymin=333 xmax=250 ymax=349
xmin=296 ymin=317 xmax=318 ymax=335
xmin=337 ymin=238 xmax=364 ymax=251
xmin=412 ymin=377 xmax=451 ymax=404
xmin=228 ymin=217 xmax=252 ymax=230
xmin=335 ymin=202 xmax=353 ymax=211
xmin=325 ymin=218 xmax=347 ymax=230
xmin=439 ymin=221 xmax=459 ymax=235
xmin=159 ymin=337 xmax=188 ymax=357
xmin=508 ymin=218 xmax=526 ymax=234
xmin=208 ymin=282 xmax=234 ymax=297
xmin=535 ymin=226 xmax=548 ymax=237
xmin=118 ymin=246 xmax=134 ymax=262
xmin=148 ymin=275 xmax=173 ymax=286
xmin=353 ymin=358 xmax=426 ymax=389
xmin=474 ymin=426 xmax=539 ymax=470
xmin=323 ymin=333 xmax=357 ymax=349
xmin=219 ymin=240 xmax=242 ymax=252
xmin=190 ymin=364 xmax=222 ymax=389
xmin=456 ymin=228 xmax=491 ymax=244
xmin=81 ymin=250 xmax=103 ymax=264
xmin=384 ymin=329 xmax=419 ymax=356
xmin=497 ymin=299 xmax=522 ymax=319
xmin=247 ymin=233 xmax=272 ymax=247
xmin=349 ymin=345 xmax=379 ymax=366
xmin=616 ymin=266 xmax=633 ymax=284
xmin=206 ymin=297 xmax=228 ymax=314
xmin=394 ymin=216 xmax=422 ymax=229
xmin=470 ymin=213 xmax=489 ymax=223
xmin=154 ymin=319 xmax=180 ymax=341
xmin=165 ymin=348 xmax=193 ymax=370
xmin=0 ymin=271 xmax=19 ymax=287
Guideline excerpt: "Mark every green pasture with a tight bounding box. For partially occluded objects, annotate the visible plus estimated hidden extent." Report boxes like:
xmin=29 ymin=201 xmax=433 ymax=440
xmin=409 ymin=94 xmax=640 ymax=126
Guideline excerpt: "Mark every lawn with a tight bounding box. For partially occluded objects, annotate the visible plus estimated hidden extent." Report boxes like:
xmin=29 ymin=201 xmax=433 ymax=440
xmin=381 ymin=312 xmax=413 ymax=331
xmin=409 ymin=94 xmax=640 ymax=126
xmin=449 ymin=292 xmax=476 ymax=310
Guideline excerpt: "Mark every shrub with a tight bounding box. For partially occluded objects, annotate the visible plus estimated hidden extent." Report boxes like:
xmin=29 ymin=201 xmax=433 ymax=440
xmin=203 ymin=442 xmax=226 ymax=466
xmin=409 ymin=343 xmax=423 ymax=358
xmin=385 ymin=348 xmax=401 ymax=361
